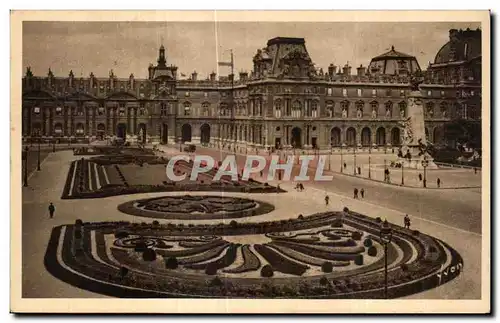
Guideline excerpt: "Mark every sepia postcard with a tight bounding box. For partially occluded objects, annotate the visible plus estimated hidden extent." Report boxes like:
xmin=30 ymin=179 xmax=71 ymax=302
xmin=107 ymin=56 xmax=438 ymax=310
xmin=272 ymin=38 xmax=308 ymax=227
xmin=10 ymin=10 xmax=490 ymax=314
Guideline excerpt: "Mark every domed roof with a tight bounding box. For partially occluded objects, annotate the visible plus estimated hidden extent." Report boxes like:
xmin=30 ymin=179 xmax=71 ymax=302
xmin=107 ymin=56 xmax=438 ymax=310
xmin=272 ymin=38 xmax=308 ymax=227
xmin=368 ymin=46 xmax=421 ymax=76
xmin=434 ymin=29 xmax=481 ymax=64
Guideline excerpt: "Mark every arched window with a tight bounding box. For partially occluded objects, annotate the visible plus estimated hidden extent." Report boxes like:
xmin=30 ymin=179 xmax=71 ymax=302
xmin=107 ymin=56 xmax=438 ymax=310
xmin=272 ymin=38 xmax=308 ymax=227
xmin=311 ymin=100 xmax=318 ymax=118
xmin=183 ymin=102 xmax=191 ymax=116
xmin=426 ymin=102 xmax=435 ymax=117
xmin=202 ymin=102 xmax=210 ymax=116
xmin=326 ymin=100 xmax=334 ymax=117
xmin=274 ymin=99 xmax=282 ymax=118
xmin=292 ymin=100 xmax=302 ymax=118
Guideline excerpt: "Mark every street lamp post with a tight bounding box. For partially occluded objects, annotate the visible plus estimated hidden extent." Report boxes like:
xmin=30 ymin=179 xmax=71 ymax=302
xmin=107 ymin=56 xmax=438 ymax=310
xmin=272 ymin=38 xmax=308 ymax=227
xmin=22 ymin=146 xmax=28 ymax=187
xmin=328 ymin=145 xmax=332 ymax=171
xmin=401 ymin=162 xmax=404 ymax=186
xmin=368 ymin=155 xmax=371 ymax=179
xmin=36 ymin=131 xmax=41 ymax=171
xmin=379 ymin=219 xmax=393 ymax=299
xmin=422 ymin=157 xmax=429 ymax=188
xmin=353 ymin=144 xmax=357 ymax=175
xmin=340 ymin=143 xmax=343 ymax=173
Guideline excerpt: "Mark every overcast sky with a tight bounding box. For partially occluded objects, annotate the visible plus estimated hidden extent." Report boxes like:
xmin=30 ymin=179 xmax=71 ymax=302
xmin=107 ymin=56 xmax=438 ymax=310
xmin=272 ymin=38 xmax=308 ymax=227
xmin=23 ymin=21 xmax=480 ymax=80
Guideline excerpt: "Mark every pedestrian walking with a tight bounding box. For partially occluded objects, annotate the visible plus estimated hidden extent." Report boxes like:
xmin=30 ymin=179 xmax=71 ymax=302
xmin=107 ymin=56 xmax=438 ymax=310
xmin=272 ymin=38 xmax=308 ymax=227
xmin=325 ymin=195 xmax=330 ymax=206
xmin=360 ymin=188 xmax=365 ymax=198
xmin=354 ymin=188 xmax=359 ymax=199
xmin=48 ymin=202 xmax=55 ymax=219
xmin=344 ymin=162 xmax=347 ymax=169
xmin=474 ymin=167 xmax=477 ymax=174
xmin=358 ymin=166 xmax=361 ymax=175
xmin=404 ymin=214 xmax=411 ymax=229
xmin=300 ymin=183 xmax=304 ymax=191
xmin=418 ymin=173 xmax=422 ymax=181
xmin=437 ymin=178 xmax=441 ymax=188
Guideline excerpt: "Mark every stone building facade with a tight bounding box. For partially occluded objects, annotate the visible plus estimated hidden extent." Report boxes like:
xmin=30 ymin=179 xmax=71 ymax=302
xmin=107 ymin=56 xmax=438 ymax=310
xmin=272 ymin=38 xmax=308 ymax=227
xmin=22 ymin=31 xmax=481 ymax=149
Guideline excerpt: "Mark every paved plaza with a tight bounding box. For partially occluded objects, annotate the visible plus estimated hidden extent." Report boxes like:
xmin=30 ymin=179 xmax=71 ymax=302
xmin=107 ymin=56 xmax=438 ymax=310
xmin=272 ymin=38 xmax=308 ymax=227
xmin=21 ymin=146 xmax=482 ymax=299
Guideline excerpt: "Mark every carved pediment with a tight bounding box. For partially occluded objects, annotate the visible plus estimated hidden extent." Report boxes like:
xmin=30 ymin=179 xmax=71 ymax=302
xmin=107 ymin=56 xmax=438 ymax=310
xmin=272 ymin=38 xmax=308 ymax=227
xmin=65 ymin=91 xmax=98 ymax=101
xmin=283 ymin=49 xmax=311 ymax=62
xmin=106 ymin=91 xmax=138 ymax=100
xmin=22 ymin=90 xmax=55 ymax=99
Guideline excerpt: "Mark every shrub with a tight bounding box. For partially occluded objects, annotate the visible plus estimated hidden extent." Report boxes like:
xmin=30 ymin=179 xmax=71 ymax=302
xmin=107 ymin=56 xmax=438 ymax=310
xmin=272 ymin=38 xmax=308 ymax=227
xmin=343 ymin=207 xmax=349 ymax=213
xmin=134 ymin=241 xmax=148 ymax=252
xmin=400 ymin=264 xmax=409 ymax=272
xmin=319 ymin=276 xmax=330 ymax=286
xmin=354 ymin=254 xmax=364 ymax=265
xmin=298 ymin=214 xmax=304 ymax=220
xmin=375 ymin=217 xmax=382 ymax=223
xmin=152 ymin=220 xmax=160 ymax=226
xmin=363 ymin=238 xmax=373 ymax=247
xmin=260 ymin=265 xmax=274 ymax=277
xmin=331 ymin=219 xmax=343 ymax=228
xmin=321 ymin=262 xmax=333 ymax=273
xmin=75 ymin=219 xmax=83 ymax=226
xmin=229 ymin=220 xmax=238 ymax=228
xmin=367 ymin=246 xmax=377 ymax=257
xmin=205 ymin=263 xmax=218 ymax=275
xmin=119 ymin=266 xmax=129 ymax=279
xmin=210 ymin=276 xmax=223 ymax=287
xmin=351 ymin=231 xmax=363 ymax=241
xmin=114 ymin=231 xmax=129 ymax=239
xmin=142 ymin=248 xmax=157 ymax=261
xmin=165 ymin=256 xmax=179 ymax=269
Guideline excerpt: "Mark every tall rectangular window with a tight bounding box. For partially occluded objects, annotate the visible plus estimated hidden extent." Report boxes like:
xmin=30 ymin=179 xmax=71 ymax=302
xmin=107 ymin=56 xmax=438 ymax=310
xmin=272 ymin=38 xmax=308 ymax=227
xmin=342 ymin=88 xmax=347 ymax=97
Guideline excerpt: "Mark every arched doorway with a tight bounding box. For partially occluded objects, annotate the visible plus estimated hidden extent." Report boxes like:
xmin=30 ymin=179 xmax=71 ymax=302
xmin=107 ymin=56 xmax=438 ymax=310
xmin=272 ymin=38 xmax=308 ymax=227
xmin=376 ymin=127 xmax=386 ymax=146
xmin=181 ymin=124 xmax=192 ymax=143
xmin=117 ymin=123 xmax=126 ymax=139
xmin=53 ymin=123 xmax=63 ymax=137
xmin=361 ymin=127 xmax=371 ymax=146
xmin=291 ymin=127 xmax=302 ymax=148
xmin=330 ymin=127 xmax=341 ymax=146
xmin=137 ymin=123 xmax=147 ymax=143
xmin=31 ymin=122 xmax=41 ymax=136
xmin=200 ymin=123 xmax=211 ymax=144
xmin=433 ymin=126 xmax=444 ymax=146
xmin=75 ymin=123 xmax=85 ymax=137
xmin=97 ymin=123 xmax=105 ymax=140
xmin=391 ymin=127 xmax=401 ymax=146
xmin=346 ymin=127 xmax=356 ymax=147
xmin=162 ymin=124 xmax=168 ymax=144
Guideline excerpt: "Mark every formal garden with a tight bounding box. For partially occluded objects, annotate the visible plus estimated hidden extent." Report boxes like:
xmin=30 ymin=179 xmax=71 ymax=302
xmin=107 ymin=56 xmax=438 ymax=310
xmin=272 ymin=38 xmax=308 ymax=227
xmin=61 ymin=154 xmax=285 ymax=199
xmin=44 ymin=208 xmax=463 ymax=299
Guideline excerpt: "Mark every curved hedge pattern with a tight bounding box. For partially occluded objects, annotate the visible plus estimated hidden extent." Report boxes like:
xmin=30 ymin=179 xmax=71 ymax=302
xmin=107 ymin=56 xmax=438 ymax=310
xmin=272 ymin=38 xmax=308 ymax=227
xmin=44 ymin=210 xmax=464 ymax=299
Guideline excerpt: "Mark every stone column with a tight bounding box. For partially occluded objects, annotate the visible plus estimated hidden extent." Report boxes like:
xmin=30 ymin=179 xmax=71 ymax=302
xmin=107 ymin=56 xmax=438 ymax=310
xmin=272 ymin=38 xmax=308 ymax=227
xmin=92 ymin=107 xmax=96 ymax=136
xmin=132 ymin=107 xmax=137 ymax=135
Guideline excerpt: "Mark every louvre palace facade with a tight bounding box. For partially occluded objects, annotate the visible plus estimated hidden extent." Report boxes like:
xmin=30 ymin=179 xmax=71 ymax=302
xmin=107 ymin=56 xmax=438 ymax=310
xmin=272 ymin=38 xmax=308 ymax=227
xmin=21 ymin=28 xmax=482 ymax=150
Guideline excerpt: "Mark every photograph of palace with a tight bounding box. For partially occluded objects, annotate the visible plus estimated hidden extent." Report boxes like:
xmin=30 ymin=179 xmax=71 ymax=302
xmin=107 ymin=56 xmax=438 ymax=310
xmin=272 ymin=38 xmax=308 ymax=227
xmin=14 ymin=16 xmax=488 ymax=313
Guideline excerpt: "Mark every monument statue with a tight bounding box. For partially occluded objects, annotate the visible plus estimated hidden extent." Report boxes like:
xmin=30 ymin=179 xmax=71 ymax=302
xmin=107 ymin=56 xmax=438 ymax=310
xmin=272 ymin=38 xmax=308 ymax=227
xmin=342 ymin=107 xmax=347 ymax=118
xmin=398 ymin=79 xmax=437 ymax=169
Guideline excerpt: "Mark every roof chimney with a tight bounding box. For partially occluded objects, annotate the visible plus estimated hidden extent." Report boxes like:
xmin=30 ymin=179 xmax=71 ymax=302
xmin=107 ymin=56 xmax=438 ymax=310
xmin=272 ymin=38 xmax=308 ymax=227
xmin=239 ymin=71 xmax=248 ymax=82
xmin=357 ymin=64 xmax=366 ymax=77
xmin=210 ymin=71 xmax=216 ymax=82
xmin=328 ymin=64 xmax=337 ymax=77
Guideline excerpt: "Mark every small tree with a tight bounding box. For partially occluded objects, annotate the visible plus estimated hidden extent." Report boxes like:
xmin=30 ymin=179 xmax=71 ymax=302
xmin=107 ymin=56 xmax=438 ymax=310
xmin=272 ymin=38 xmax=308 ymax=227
xmin=367 ymin=246 xmax=377 ymax=257
xmin=119 ymin=266 xmax=129 ymax=280
xmin=260 ymin=265 xmax=274 ymax=277
xmin=363 ymin=238 xmax=373 ymax=247
xmin=321 ymin=262 xmax=333 ymax=273
xmin=319 ymin=276 xmax=330 ymax=286
xmin=165 ymin=256 xmax=179 ymax=269
xmin=142 ymin=248 xmax=157 ymax=261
